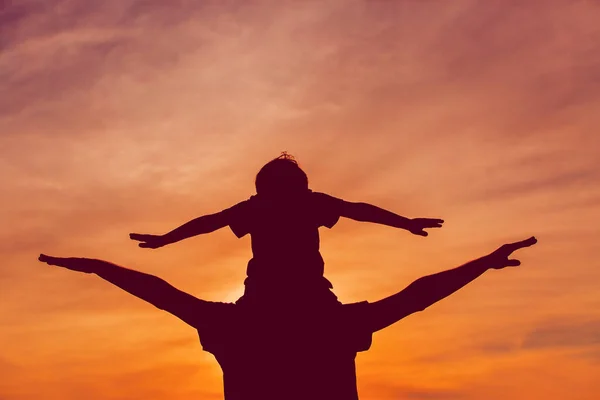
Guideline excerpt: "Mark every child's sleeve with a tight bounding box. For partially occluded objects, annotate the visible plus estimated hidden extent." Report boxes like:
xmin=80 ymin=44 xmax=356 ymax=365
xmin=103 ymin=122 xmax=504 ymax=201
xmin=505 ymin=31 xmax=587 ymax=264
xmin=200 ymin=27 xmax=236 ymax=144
xmin=312 ymin=192 xmax=345 ymax=229
xmin=221 ymin=198 xmax=254 ymax=238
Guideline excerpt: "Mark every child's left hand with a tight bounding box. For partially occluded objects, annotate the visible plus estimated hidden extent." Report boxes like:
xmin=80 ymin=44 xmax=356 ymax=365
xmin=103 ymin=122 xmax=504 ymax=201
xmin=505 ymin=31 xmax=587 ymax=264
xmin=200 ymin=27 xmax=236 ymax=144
xmin=408 ymin=218 xmax=444 ymax=237
xmin=130 ymin=233 xmax=168 ymax=248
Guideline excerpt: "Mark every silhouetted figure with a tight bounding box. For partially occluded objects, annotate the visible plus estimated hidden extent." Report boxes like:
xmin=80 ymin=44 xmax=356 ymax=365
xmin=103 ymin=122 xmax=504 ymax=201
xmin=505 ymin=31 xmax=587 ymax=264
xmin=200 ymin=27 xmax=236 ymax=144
xmin=39 ymin=236 xmax=536 ymax=400
xmin=130 ymin=153 xmax=444 ymax=306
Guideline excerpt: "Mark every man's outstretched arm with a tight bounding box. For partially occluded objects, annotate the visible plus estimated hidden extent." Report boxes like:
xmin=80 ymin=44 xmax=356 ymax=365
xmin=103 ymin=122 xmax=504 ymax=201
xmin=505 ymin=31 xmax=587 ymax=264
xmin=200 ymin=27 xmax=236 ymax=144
xmin=339 ymin=201 xmax=443 ymax=237
xmin=38 ymin=254 xmax=208 ymax=328
xmin=130 ymin=212 xmax=229 ymax=249
xmin=368 ymin=236 xmax=537 ymax=332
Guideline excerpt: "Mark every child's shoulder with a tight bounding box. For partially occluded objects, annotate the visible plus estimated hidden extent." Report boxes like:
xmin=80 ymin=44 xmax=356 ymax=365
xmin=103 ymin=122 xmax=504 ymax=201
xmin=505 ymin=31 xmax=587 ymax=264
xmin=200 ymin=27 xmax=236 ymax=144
xmin=309 ymin=191 xmax=344 ymax=203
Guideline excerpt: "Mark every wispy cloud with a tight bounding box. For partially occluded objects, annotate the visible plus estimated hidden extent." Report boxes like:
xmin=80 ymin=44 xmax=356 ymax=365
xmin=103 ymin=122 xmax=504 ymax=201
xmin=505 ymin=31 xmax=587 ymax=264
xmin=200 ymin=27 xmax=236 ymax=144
xmin=2 ymin=1 xmax=600 ymax=399
xmin=523 ymin=319 xmax=600 ymax=349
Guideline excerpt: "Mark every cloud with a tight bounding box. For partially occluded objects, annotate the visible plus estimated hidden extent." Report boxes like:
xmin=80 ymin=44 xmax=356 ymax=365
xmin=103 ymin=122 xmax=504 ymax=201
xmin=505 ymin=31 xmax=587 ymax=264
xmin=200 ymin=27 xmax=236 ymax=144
xmin=404 ymin=388 xmax=466 ymax=400
xmin=465 ymin=165 xmax=600 ymax=205
xmin=2 ymin=1 xmax=600 ymax=400
xmin=522 ymin=319 xmax=600 ymax=349
xmin=0 ymin=356 xmax=22 ymax=374
xmin=362 ymin=381 xmax=467 ymax=400
xmin=574 ymin=347 xmax=600 ymax=364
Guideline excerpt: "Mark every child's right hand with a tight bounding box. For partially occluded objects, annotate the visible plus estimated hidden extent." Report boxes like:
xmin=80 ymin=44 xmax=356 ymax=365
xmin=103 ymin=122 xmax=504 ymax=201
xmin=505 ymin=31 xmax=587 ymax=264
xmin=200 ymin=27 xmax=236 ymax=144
xmin=129 ymin=233 xmax=167 ymax=249
xmin=407 ymin=218 xmax=444 ymax=237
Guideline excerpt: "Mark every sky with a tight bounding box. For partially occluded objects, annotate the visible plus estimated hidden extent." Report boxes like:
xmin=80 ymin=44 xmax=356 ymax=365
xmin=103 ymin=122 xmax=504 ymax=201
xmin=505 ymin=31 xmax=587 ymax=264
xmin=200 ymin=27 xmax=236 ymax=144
xmin=1 ymin=0 xmax=600 ymax=399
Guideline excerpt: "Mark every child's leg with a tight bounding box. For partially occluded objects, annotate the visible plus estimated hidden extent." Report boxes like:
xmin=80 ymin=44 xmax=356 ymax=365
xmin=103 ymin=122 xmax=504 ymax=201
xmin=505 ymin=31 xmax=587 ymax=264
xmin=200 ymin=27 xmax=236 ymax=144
xmin=236 ymin=276 xmax=340 ymax=308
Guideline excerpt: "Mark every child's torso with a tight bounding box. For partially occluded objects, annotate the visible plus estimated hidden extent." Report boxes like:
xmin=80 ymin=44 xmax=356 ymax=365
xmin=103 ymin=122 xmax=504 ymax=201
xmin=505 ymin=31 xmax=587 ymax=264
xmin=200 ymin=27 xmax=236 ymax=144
xmin=247 ymin=196 xmax=326 ymax=279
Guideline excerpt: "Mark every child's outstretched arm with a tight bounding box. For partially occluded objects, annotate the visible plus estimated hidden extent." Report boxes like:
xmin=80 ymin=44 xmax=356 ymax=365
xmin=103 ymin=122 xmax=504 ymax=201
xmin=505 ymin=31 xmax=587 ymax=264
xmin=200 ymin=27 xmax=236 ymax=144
xmin=339 ymin=201 xmax=444 ymax=236
xmin=130 ymin=212 xmax=229 ymax=249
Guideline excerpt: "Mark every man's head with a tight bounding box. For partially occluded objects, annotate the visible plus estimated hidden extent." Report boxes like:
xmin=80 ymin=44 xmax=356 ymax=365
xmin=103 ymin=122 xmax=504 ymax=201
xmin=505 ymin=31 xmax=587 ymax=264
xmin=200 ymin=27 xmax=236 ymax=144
xmin=255 ymin=152 xmax=309 ymax=197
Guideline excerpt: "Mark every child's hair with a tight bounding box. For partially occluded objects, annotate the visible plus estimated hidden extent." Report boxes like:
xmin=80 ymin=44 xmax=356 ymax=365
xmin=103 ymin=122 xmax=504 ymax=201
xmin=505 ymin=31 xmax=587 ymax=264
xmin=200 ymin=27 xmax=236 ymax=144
xmin=255 ymin=152 xmax=309 ymax=196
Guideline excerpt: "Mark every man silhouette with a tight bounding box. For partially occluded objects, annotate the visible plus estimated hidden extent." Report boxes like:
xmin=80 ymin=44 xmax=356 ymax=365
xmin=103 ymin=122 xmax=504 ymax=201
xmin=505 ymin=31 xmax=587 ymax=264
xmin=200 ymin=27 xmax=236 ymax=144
xmin=39 ymin=236 xmax=536 ymax=399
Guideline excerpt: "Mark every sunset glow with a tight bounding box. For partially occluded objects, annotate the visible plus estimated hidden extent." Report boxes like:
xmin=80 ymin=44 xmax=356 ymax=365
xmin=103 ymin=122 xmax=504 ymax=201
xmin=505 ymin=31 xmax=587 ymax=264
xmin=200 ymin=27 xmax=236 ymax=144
xmin=1 ymin=1 xmax=600 ymax=399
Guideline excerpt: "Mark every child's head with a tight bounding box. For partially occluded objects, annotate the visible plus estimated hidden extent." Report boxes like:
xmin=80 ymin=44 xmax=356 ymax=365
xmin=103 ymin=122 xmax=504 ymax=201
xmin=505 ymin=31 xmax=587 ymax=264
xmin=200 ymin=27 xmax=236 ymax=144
xmin=255 ymin=152 xmax=309 ymax=197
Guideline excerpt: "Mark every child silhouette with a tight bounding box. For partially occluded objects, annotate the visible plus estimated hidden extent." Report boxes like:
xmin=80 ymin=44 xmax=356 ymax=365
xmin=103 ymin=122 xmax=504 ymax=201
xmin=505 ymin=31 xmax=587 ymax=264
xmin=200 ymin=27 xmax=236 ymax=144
xmin=129 ymin=153 xmax=444 ymax=306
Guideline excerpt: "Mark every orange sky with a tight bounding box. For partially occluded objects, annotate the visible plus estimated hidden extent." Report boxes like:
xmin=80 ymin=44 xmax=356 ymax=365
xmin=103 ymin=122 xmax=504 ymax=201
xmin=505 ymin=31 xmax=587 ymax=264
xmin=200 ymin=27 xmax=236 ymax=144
xmin=1 ymin=1 xmax=600 ymax=399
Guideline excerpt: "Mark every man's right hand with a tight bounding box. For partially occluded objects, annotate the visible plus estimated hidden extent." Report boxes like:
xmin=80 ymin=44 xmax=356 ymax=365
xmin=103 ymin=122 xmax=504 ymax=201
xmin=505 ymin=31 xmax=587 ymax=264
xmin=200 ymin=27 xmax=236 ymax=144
xmin=129 ymin=233 xmax=168 ymax=249
xmin=486 ymin=236 xmax=537 ymax=269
